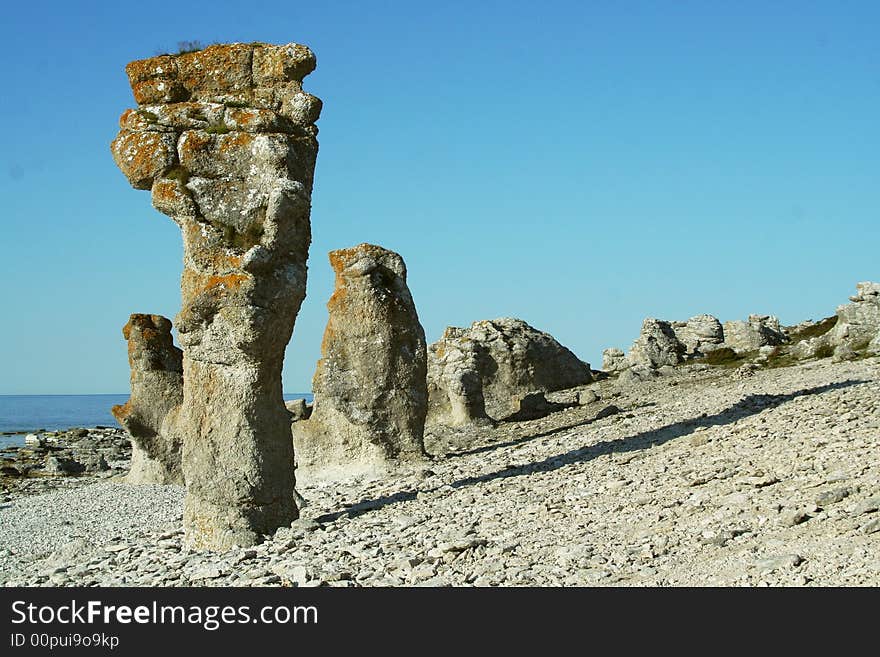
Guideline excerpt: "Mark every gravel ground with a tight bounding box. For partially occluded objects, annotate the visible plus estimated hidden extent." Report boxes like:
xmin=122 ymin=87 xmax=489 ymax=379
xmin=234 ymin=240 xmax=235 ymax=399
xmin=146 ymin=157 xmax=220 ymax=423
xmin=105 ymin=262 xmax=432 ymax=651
xmin=1 ymin=355 xmax=878 ymax=587
xmin=0 ymin=483 xmax=184 ymax=581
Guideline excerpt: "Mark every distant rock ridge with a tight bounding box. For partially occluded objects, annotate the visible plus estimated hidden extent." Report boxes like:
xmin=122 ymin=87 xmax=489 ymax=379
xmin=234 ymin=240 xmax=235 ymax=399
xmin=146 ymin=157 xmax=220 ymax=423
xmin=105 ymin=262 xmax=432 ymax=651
xmin=111 ymin=42 xmax=321 ymax=550
xmin=603 ymin=281 xmax=880 ymax=378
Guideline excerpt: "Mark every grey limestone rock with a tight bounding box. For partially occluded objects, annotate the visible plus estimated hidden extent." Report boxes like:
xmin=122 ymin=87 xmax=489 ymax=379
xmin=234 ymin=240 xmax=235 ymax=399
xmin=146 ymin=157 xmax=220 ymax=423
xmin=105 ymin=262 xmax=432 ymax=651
xmin=292 ymin=244 xmax=428 ymax=481
xmin=111 ymin=42 xmax=321 ymax=550
xmin=426 ymin=318 xmax=592 ymax=425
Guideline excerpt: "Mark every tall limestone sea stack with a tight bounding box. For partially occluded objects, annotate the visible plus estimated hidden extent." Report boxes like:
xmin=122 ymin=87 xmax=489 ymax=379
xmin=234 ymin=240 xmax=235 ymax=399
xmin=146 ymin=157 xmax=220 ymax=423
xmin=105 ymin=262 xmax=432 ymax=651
xmin=111 ymin=43 xmax=322 ymax=549
xmin=293 ymin=244 xmax=428 ymax=481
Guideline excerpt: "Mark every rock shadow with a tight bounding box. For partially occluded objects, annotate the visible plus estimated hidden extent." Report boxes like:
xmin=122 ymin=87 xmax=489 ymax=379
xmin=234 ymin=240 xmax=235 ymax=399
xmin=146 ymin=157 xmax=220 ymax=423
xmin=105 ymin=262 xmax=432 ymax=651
xmin=448 ymin=379 xmax=866 ymax=490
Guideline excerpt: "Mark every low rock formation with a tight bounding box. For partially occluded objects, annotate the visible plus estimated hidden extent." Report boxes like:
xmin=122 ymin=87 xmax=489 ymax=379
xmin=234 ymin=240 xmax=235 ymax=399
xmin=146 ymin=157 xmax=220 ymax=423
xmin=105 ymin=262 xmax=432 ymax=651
xmin=292 ymin=244 xmax=428 ymax=481
xmin=722 ymin=315 xmax=787 ymax=353
xmin=111 ymin=42 xmax=321 ymax=549
xmin=427 ymin=318 xmax=592 ymax=425
xmin=111 ymin=314 xmax=183 ymax=484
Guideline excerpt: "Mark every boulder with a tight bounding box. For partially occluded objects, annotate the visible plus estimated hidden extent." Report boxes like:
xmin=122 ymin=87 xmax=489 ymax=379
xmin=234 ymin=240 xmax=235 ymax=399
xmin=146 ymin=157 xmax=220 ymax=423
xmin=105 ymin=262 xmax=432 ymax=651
xmin=111 ymin=42 xmax=321 ymax=550
xmin=426 ymin=318 xmax=592 ymax=425
xmin=292 ymin=244 xmax=428 ymax=481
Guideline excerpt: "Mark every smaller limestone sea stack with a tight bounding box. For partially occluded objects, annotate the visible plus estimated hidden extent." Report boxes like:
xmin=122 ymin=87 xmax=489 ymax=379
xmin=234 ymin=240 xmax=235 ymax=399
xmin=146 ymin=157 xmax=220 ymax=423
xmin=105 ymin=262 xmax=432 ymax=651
xmin=111 ymin=314 xmax=183 ymax=485
xmin=427 ymin=318 xmax=593 ymax=426
xmin=293 ymin=244 xmax=428 ymax=481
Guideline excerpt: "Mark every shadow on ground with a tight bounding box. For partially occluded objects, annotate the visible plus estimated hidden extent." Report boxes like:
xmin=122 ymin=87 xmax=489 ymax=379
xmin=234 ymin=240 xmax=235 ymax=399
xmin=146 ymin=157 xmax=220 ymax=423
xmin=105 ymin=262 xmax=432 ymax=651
xmin=314 ymin=379 xmax=865 ymax=523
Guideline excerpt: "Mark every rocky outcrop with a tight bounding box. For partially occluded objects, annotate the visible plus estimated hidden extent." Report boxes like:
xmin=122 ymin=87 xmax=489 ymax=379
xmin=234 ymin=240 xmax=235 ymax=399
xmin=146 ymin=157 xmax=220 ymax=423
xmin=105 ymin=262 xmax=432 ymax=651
xmin=427 ymin=318 xmax=592 ymax=425
xmin=111 ymin=43 xmax=321 ymax=549
xmin=292 ymin=244 xmax=428 ymax=481
xmin=111 ymin=314 xmax=183 ymax=485
xmin=722 ymin=315 xmax=787 ymax=353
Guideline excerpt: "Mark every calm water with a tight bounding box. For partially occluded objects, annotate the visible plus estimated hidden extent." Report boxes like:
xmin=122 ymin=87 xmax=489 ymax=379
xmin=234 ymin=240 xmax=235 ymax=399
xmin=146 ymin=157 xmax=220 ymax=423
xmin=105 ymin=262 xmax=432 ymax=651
xmin=0 ymin=393 xmax=313 ymax=449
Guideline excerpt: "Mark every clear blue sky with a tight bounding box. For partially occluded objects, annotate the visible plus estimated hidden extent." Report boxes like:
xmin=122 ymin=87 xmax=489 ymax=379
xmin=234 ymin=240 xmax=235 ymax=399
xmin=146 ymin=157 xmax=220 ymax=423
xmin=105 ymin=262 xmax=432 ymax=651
xmin=1 ymin=1 xmax=877 ymax=394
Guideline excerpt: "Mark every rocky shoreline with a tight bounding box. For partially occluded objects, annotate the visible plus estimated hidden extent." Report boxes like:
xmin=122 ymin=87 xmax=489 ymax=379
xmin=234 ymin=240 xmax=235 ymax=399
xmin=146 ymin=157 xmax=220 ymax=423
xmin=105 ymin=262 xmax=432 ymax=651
xmin=2 ymin=355 xmax=878 ymax=587
xmin=0 ymin=428 xmax=130 ymax=502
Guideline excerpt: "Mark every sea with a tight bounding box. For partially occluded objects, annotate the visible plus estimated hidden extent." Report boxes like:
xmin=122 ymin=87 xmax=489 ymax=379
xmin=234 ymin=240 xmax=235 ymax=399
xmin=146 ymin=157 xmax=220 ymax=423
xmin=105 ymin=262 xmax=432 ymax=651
xmin=0 ymin=393 xmax=314 ymax=449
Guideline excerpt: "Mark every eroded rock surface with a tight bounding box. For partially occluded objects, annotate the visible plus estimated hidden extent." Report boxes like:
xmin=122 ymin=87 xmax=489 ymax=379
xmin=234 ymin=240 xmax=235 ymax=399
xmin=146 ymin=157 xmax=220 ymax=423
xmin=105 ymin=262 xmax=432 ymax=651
xmin=111 ymin=314 xmax=183 ymax=485
xmin=293 ymin=244 xmax=428 ymax=481
xmin=427 ymin=318 xmax=592 ymax=425
xmin=111 ymin=42 xmax=321 ymax=549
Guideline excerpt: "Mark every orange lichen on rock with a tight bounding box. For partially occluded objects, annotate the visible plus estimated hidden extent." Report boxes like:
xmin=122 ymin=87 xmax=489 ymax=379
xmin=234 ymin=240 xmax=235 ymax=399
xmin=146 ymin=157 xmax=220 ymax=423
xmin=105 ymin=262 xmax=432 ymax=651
xmin=125 ymin=55 xmax=178 ymax=85
xmin=182 ymin=269 xmax=249 ymax=298
xmin=111 ymin=399 xmax=133 ymax=423
xmin=132 ymin=78 xmax=188 ymax=105
xmin=176 ymin=43 xmax=254 ymax=100
xmin=111 ymin=131 xmax=177 ymax=190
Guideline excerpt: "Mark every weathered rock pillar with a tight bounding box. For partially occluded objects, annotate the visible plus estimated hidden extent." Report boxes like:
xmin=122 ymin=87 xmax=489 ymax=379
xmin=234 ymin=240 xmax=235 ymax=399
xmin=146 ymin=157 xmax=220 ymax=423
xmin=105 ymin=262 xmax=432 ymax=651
xmin=111 ymin=43 xmax=321 ymax=549
xmin=293 ymin=244 xmax=428 ymax=481
xmin=112 ymin=314 xmax=183 ymax=485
